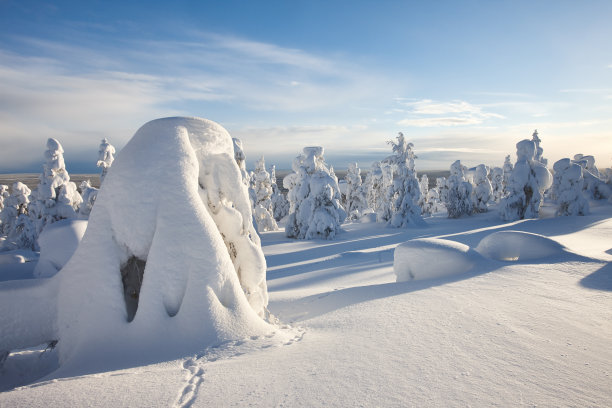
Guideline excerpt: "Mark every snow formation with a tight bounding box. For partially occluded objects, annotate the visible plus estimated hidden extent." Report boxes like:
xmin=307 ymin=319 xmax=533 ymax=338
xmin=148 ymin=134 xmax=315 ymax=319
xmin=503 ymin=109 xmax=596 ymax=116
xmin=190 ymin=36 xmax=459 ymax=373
xmin=1 ymin=117 xmax=274 ymax=371
xmin=96 ymin=138 xmax=116 ymax=183
xmin=475 ymin=230 xmax=567 ymax=261
xmin=284 ymin=146 xmax=346 ymax=239
xmin=33 ymin=219 xmax=87 ymax=278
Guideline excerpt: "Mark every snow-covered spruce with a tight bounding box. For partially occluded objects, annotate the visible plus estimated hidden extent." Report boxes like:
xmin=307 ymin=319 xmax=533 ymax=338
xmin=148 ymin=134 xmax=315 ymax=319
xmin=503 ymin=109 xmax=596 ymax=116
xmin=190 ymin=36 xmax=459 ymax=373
xmin=499 ymin=139 xmax=552 ymax=221
xmin=270 ymin=165 xmax=289 ymax=221
xmin=418 ymin=174 xmax=430 ymax=215
xmin=344 ymin=162 xmax=366 ymax=220
xmin=490 ymin=166 xmax=504 ymax=202
xmin=252 ymin=156 xmax=278 ymax=232
xmin=472 ymin=164 xmax=493 ymax=213
xmin=77 ymin=180 xmax=98 ymax=218
xmin=551 ymin=158 xmax=589 ymax=216
xmin=573 ymin=154 xmax=612 ymax=200
xmin=377 ymin=133 xmax=424 ymax=227
xmin=0 ymin=185 xmax=8 ymax=212
xmin=502 ymin=154 xmax=513 ymax=196
xmin=0 ymin=182 xmax=35 ymax=250
xmin=0 ymin=117 xmax=275 ymax=370
xmin=445 ymin=160 xmax=473 ymax=218
xmin=436 ymin=176 xmax=449 ymax=204
xmin=27 ymin=138 xmax=82 ymax=243
xmin=284 ymin=146 xmax=346 ymax=240
xmin=97 ymin=138 xmax=115 ymax=183
xmin=531 ymin=129 xmax=547 ymax=166
xmin=363 ymin=161 xmax=388 ymax=215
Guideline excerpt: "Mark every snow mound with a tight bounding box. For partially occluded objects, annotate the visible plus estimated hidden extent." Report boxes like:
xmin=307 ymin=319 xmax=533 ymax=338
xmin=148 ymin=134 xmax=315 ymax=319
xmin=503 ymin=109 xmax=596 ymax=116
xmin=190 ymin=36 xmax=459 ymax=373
xmin=50 ymin=117 xmax=273 ymax=371
xmin=475 ymin=230 xmax=566 ymax=261
xmin=394 ymin=238 xmax=477 ymax=282
xmin=34 ymin=219 xmax=87 ymax=278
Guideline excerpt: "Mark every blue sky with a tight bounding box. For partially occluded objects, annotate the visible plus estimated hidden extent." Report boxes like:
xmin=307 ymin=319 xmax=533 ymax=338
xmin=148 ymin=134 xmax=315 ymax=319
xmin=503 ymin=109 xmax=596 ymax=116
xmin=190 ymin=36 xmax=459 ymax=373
xmin=1 ymin=0 xmax=611 ymax=172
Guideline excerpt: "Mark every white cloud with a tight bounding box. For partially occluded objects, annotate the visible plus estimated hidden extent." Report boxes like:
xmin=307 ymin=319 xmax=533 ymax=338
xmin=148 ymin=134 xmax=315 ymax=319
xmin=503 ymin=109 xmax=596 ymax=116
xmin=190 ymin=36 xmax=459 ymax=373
xmin=394 ymin=98 xmax=503 ymax=127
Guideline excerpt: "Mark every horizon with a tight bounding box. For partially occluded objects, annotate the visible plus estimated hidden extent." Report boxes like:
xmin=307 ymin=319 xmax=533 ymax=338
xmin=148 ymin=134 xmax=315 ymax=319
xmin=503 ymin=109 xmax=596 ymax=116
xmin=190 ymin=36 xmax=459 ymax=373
xmin=1 ymin=1 xmax=611 ymax=173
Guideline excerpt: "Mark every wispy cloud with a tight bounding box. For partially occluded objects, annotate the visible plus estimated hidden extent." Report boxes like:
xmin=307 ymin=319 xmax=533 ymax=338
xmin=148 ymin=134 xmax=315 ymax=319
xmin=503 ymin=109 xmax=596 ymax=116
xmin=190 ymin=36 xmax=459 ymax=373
xmin=394 ymin=99 xmax=503 ymax=127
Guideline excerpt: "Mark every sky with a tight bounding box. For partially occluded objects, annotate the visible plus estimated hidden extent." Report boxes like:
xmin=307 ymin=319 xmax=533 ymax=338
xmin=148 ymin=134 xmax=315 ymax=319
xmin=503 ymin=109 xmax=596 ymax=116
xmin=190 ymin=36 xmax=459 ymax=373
xmin=1 ymin=0 xmax=611 ymax=172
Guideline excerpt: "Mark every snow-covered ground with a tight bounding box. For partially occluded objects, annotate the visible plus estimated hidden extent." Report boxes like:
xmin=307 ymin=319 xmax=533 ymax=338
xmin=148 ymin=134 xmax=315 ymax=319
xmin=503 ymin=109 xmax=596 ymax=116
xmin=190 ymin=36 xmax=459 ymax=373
xmin=1 ymin=201 xmax=611 ymax=407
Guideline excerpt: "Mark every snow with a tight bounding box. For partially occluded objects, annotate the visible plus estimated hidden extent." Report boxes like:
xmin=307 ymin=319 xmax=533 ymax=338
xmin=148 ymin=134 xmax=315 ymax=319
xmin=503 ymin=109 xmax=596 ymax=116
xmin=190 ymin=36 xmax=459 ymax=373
xmin=33 ymin=219 xmax=87 ymax=278
xmin=1 ymin=139 xmax=612 ymax=406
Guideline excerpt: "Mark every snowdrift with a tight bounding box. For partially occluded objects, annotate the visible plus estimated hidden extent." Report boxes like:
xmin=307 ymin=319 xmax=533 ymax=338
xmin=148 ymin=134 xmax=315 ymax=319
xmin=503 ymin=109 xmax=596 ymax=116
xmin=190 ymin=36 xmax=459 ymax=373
xmin=34 ymin=219 xmax=87 ymax=278
xmin=395 ymin=230 xmax=569 ymax=282
xmin=1 ymin=117 xmax=274 ymax=373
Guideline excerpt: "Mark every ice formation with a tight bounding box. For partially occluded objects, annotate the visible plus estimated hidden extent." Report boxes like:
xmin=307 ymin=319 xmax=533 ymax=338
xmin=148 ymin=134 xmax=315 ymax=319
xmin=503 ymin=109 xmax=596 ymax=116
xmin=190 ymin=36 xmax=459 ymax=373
xmin=445 ymin=160 xmax=473 ymax=218
xmin=499 ymin=139 xmax=552 ymax=221
xmin=284 ymin=146 xmax=346 ymax=240
xmin=0 ymin=117 xmax=273 ymax=371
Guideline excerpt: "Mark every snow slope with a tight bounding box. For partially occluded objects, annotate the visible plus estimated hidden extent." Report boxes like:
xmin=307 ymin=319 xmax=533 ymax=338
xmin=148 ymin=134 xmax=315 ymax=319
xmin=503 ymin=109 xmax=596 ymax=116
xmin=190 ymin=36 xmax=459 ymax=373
xmin=1 ymin=202 xmax=611 ymax=407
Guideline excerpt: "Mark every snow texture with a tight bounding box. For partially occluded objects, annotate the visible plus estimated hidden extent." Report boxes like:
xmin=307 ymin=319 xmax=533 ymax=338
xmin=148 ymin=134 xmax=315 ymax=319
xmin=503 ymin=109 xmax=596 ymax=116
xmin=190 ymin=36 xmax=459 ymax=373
xmin=284 ymin=146 xmax=346 ymax=240
xmin=499 ymin=139 xmax=552 ymax=221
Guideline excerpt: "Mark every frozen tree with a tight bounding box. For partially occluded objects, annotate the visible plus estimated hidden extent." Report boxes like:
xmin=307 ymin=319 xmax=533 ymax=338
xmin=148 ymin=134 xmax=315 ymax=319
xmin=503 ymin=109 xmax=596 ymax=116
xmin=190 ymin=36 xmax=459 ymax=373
xmin=426 ymin=186 xmax=446 ymax=214
xmin=0 ymin=182 xmax=36 ymax=250
xmin=269 ymin=165 xmax=289 ymax=221
xmin=417 ymin=174 xmax=429 ymax=215
xmin=531 ymin=130 xmax=547 ymax=166
xmin=445 ymin=160 xmax=473 ymax=218
xmin=344 ymin=162 xmax=366 ymax=220
xmin=499 ymin=139 xmax=552 ymax=221
xmin=233 ymin=138 xmax=257 ymax=206
xmin=78 ymin=180 xmax=98 ymax=218
xmin=502 ymin=155 xmax=513 ymax=196
xmin=284 ymin=146 xmax=346 ymax=240
xmin=28 ymin=138 xmax=82 ymax=237
xmin=364 ymin=161 xmax=387 ymax=214
xmin=251 ymin=157 xmax=278 ymax=232
xmin=551 ymin=158 xmax=589 ymax=216
xmin=573 ymin=154 xmax=611 ymax=200
xmin=436 ymin=177 xmax=449 ymax=204
xmin=490 ymin=167 xmax=504 ymax=202
xmin=97 ymin=138 xmax=116 ymax=183
xmin=0 ymin=185 xmax=8 ymax=212
xmin=472 ymin=164 xmax=493 ymax=213
xmin=377 ymin=133 xmax=424 ymax=227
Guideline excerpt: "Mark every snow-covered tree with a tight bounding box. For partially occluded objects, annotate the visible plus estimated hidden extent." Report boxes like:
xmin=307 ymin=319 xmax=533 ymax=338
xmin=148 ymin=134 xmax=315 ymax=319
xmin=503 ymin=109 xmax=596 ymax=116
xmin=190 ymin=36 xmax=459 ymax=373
xmin=28 ymin=138 xmax=82 ymax=238
xmin=284 ymin=146 xmax=346 ymax=240
xmin=0 ymin=182 xmax=36 ymax=250
xmin=0 ymin=185 xmax=8 ymax=213
xmin=78 ymin=180 xmax=98 ymax=218
xmin=364 ymin=161 xmax=388 ymax=214
xmin=531 ymin=129 xmax=547 ymax=166
xmin=445 ymin=160 xmax=473 ymax=218
xmin=97 ymin=138 xmax=115 ymax=183
xmin=490 ymin=167 xmax=504 ymax=202
xmin=502 ymin=155 xmax=513 ymax=196
xmin=551 ymin=158 xmax=589 ymax=216
xmin=499 ymin=139 xmax=552 ymax=221
xmin=417 ymin=174 xmax=429 ymax=215
xmin=436 ymin=177 xmax=449 ymax=204
xmin=269 ymin=165 xmax=289 ymax=221
xmin=472 ymin=164 xmax=493 ymax=213
xmin=426 ymin=186 xmax=446 ymax=214
xmin=573 ymin=154 xmax=611 ymax=200
xmin=251 ymin=156 xmax=278 ymax=232
xmin=344 ymin=162 xmax=366 ymax=220
xmin=376 ymin=133 xmax=424 ymax=227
